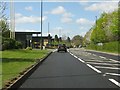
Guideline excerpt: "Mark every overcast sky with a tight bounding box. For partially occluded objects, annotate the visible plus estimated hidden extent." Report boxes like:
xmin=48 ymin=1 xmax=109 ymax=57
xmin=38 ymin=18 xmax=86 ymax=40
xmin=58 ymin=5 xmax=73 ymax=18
xmin=6 ymin=0 xmax=119 ymax=39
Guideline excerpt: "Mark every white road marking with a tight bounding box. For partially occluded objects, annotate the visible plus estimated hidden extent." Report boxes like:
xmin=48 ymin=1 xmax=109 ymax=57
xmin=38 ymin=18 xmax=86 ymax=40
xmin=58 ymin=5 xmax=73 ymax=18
xmin=109 ymin=79 xmax=120 ymax=87
xmin=99 ymin=56 xmax=106 ymax=59
xmin=78 ymin=58 xmax=85 ymax=63
xmin=93 ymin=54 xmax=96 ymax=56
xmin=86 ymin=64 xmax=102 ymax=73
xmin=95 ymin=66 xmax=120 ymax=70
xmin=73 ymin=55 xmax=78 ymax=58
xmin=109 ymin=59 xmax=120 ymax=63
xmin=53 ymin=49 xmax=57 ymax=52
xmin=86 ymin=62 xmax=119 ymax=66
xmin=84 ymin=60 xmax=114 ymax=63
xmin=106 ymin=73 xmax=120 ymax=76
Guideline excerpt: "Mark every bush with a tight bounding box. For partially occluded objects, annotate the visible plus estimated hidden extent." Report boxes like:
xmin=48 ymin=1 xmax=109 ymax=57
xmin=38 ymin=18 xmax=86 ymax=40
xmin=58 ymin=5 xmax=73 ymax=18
xmin=2 ymin=38 xmax=23 ymax=50
xmin=26 ymin=47 xmax=32 ymax=50
xmin=86 ymin=41 xmax=119 ymax=53
xmin=15 ymin=41 xmax=23 ymax=49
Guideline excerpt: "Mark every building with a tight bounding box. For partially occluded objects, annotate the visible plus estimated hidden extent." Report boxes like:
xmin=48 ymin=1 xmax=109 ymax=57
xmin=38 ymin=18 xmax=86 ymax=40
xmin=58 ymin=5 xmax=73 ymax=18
xmin=15 ymin=32 xmax=52 ymax=48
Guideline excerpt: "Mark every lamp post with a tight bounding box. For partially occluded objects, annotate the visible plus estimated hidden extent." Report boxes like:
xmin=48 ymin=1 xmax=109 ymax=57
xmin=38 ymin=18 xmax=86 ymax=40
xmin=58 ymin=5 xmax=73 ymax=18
xmin=40 ymin=0 xmax=43 ymax=50
xmin=10 ymin=0 xmax=15 ymax=39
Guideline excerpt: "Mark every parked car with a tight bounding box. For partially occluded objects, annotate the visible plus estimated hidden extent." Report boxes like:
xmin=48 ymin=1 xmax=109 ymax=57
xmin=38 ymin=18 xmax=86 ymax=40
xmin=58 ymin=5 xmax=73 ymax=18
xmin=57 ymin=44 xmax=67 ymax=52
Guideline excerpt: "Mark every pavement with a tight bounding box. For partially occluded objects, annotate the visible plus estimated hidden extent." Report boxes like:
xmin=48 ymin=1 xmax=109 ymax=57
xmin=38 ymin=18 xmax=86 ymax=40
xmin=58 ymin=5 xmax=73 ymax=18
xmin=18 ymin=49 xmax=119 ymax=88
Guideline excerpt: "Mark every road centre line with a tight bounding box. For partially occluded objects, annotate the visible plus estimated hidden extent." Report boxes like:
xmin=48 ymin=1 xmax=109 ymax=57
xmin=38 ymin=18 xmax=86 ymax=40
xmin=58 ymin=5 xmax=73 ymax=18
xmin=109 ymin=79 xmax=120 ymax=87
xmin=87 ymin=64 xmax=102 ymax=73
xmin=105 ymin=73 xmax=120 ymax=76
xmin=95 ymin=66 xmax=120 ymax=70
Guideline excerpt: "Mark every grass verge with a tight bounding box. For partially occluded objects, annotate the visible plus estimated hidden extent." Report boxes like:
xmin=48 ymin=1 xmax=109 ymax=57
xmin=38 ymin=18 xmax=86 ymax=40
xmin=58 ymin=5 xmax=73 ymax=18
xmin=86 ymin=41 xmax=120 ymax=54
xmin=1 ymin=49 xmax=49 ymax=88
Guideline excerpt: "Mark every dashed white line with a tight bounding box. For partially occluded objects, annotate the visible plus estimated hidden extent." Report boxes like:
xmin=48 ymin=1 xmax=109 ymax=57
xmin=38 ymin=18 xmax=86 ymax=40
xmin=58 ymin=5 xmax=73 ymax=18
xmin=86 ymin=64 xmax=102 ymax=73
xmin=95 ymin=66 xmax=120 ymax=70
xmin=109 ymin=79 xmax=120 ymax=87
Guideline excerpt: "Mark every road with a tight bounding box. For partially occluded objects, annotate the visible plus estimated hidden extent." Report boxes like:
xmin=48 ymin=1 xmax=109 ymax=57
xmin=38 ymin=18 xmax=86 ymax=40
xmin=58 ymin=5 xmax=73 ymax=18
xmin=19 ymin=49 xmax=119 ymax=88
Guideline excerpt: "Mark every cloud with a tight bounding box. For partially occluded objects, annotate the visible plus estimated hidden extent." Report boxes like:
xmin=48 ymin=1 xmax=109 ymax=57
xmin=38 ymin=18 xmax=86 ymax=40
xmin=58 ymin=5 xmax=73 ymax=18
xmin=25 ymin=6 xmax=33 ymax=11
xmin=15 ymin=13 xmax=47 ymax=24
xmin=51 ymin=6 xmax=66 ymax=14
xmin=61 ymin=12 xmax=74 ymax=23
xmin=63 ymin=12 xmax=74 ymax=17
xmin=76 ymin=18 xmax=94 ymax=25
xmin=50 ymin=27 xmax=71 ymax=37
xmin=85 ymin=2 xmax=118 ymax=13
xmin=61 ymin=17 xmax=72 ymax=23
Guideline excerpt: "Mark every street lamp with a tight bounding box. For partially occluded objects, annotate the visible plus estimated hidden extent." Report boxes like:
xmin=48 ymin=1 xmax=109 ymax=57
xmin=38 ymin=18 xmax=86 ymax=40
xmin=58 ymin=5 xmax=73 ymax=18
xmin=40 ymin=0 xmax=43 ymax=50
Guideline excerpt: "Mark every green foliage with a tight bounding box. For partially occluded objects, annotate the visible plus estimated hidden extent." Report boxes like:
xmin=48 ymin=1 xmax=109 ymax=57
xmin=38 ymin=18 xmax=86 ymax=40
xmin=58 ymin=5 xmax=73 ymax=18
xmin=86 ymin=41 xmax=119 ymax=54
xmin=54 ymin=35 xmax=59 ymax=42
xmin=2 ymin=38 xmax=23 ymax=50
xmin=0 ymin=20 xmax=10 ymax=38
xmin=90 ymin=10 xmax=119 ymax=44
xmin=72 ymin=35 xmax=83 ymax=47
xmin=2 ymin=50 xmax=49 ymax=87
xmin=26 ymin=47 xmax=32 ymax=50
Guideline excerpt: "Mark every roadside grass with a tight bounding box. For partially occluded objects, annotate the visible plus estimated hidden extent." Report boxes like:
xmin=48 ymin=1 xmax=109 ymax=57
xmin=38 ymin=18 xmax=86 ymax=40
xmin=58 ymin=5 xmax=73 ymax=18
xmin=86 ymin=41 xmax=120 ymax=54
xmin=1 ymin=49 xmax=49 ymax=87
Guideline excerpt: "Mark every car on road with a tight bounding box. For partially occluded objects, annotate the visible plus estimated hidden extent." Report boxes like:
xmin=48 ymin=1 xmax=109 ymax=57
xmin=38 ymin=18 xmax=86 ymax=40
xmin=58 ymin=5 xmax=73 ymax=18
xmin=57 ymin=44 xmax=67 ymax=52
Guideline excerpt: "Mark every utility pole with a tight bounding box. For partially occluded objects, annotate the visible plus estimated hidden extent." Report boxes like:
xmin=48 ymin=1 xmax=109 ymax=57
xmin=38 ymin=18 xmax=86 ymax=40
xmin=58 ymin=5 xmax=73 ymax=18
xmin=40 ymin=0 xmax=43 ymax=50
xmin=48 ymin=22 xmax=49 ymax=35
xmin=10 ymin=0 xmax=15 ymax=39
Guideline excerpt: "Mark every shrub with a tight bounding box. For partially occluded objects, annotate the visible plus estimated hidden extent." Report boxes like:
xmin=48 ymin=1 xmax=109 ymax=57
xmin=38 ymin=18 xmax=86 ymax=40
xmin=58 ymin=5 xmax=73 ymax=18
xmin=26 ymin=47 xmax=32 ymax=50
xmin=2 ymin=38 xmax=23 ymax=50
xmin=15 ymin=41 xmax=23 ymax=49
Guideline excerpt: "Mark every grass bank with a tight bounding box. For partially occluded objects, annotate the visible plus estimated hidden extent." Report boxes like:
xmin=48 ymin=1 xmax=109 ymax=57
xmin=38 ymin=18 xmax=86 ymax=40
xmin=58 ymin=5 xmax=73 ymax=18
xmin=1 ymin=49 xmax=49 ymax=87
xmin=86 ymin=41 xmax=120 ymax=54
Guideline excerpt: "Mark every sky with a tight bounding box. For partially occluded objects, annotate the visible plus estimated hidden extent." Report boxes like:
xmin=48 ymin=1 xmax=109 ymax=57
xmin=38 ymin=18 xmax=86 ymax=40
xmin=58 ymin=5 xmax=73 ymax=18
xmin=5 ymin=0 xmax=119 ymax=39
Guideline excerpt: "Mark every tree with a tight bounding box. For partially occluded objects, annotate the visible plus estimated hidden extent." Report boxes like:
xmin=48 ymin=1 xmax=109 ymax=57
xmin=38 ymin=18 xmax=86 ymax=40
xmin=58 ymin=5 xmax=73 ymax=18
xmin=59 ymin=37 xmax=62 ymax=42
xmin=54 ymin=35 xmax=59 ymax=42
xmin=48 ymin=34 xmax=51 ymax=44
xmin=0 ymin=2 xmax=6 ymax=18
xmin=72 ymin=35 xmax=83 ymax=47
xmin=67 ymin=37 xmax=71 ymax=43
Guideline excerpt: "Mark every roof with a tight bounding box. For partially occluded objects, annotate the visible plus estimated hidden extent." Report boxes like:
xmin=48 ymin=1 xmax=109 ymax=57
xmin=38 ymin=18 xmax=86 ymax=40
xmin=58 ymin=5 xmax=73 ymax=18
xmin=15 ymin=32 xmax=41 ymax=34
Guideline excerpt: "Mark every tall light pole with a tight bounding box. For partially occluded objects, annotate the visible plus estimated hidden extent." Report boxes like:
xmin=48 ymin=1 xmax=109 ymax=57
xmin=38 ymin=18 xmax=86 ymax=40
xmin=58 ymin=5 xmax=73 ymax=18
xmin=10 ymin=0 xmax=15 ymax=39
xmin=48 ymin=22 xmax=49 ymax=35
xmin=40 ymin=0 xmax=43 ymax=50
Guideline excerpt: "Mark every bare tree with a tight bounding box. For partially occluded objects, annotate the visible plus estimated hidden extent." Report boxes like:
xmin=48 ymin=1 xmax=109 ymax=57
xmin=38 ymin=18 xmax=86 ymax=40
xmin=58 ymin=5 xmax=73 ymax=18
xmin=0 ymin=2 xmax=6 ymax=19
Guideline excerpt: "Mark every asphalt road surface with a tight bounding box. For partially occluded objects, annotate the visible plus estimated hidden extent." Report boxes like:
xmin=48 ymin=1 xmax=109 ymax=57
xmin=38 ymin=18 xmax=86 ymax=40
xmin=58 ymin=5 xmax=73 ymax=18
xmin=19 ymin=49 xmax=119 ymax=88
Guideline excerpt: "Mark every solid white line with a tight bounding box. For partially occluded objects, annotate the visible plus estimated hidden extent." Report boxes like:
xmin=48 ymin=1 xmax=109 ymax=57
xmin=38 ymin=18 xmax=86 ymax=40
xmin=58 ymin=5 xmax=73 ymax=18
xmin=73 ymin=55 xmax=77 ymax=58
xmin=78 ymin=58 xmax=85 ymax=63
xmin=87 ymin=64 xmax=102 ymax=73
xmin=109 ymin=79 xmax=120 ymax=87
xmin=106 ymin=73 xmax=120 ymax=76
xmin=95 ymin=66 xmax=120 ymax=70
